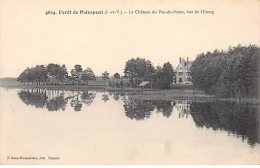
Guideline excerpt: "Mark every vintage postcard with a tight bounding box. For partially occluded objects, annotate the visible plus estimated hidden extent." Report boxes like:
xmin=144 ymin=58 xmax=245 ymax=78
xmin=0 ymin=0 xmax=259 ymax=165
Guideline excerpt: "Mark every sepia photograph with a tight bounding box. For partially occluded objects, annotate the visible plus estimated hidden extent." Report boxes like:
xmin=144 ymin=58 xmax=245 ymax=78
xmin=0 ymin=0 xmax=259 ymax=165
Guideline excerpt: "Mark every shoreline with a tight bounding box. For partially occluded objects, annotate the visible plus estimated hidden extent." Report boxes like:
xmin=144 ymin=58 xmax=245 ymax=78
xmin=0 ymin=83 xmax=258 ymax=103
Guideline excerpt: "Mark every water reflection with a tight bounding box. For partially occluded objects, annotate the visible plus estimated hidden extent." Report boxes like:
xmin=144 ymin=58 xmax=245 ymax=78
xmin=175 ymin=100 xmax=191 ymax=118
xmin=112 ymin=93 xmax=120 ymax=101
xmin=81 ymin=91 xmax=96 ymax=105
xmin=190 ymin=101 xmax=259 ymax=146
xmin=123 ymin=98 xmax=174 ymax=120
xmin=123 ymin=99 xmax=154 ymax=120
xmin=17 ymin=89 xmax=259 ymax=146
xmin=18 ymin=89 xmax=48 ymax=109
xmin=18 ymin=89 xmax=96 ymax=112
xmin=154 ymin=100 xmax=175 ymax=118
xmin=46 ymin=94 xmax=67 ymax=111
xmin=102 ymin=94 xmax=109 ymax=102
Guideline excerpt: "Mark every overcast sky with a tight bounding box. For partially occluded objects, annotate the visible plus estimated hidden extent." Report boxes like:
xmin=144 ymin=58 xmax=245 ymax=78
xmin=1 ymin=0 xmax=259 ymax=78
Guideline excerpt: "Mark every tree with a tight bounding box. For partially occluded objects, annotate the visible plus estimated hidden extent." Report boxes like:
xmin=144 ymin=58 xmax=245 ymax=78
xmin=47 ymin=64 xmax=59 ymax=77
xmin=153 ymin=66 xmax=163 ymax=88
xmin=71 ymin=64 xmax=82 ymax=84
xmin=144 ymin=60 xmax=155 ymax=82
xmin=25 ymin=67 xmax=34 ymax=84
xmin=18 ymin=65 xmax=48 ymax=85
xmin=46 ymin=63 xmax=68 ymax=84
xmin=124 ymin=58 xmax=137 ymax=88
xmin=161 ymin=62 xmax=174 ymax=89
xmin=124 ymin=57 xmax=155 ymax=88
xmin=113 ymin=73 xmax=120 ymax=88
xmin=57 ymin=64 xmax=68 ymax=84
xmin=81 ymin=68 xmax=96 ymax=84
xmin=102 ymin=71 xmax=109 ymax=85
xmin=18 ymin=68 xmax=30 ymax=84
xmin=34 ymin=65 xmax=47 ymax=85
xmin=113 ymin=73 xmax=120 ymax=79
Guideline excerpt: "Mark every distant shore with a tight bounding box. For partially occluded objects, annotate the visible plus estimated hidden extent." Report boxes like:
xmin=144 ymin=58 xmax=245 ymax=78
xmin=0 ymin=83 xmax=109 ymax=91
xmin=0 ymin=82 xmax=209 ymax=94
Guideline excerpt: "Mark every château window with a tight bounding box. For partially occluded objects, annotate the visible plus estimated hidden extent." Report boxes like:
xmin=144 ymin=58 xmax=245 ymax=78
xmin=179 ymin=72 xmax=183 ymax=75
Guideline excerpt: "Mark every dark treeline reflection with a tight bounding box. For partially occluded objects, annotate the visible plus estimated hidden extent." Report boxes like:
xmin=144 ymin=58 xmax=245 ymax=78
xmin=18 ymin=89 xmax=96 ymax=112
xmin=123 ymin=98 xmax=175 ymax=120
xmin=190 ymin=101 xmax=259 ymax=146
xmin=17 ymin=89 xmax=259 ymax=146
xmin=18 ymin=89 xmax=48 ymax=109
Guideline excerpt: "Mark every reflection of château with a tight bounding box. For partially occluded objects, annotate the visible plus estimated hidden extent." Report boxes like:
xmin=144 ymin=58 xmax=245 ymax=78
xmin=175 ymin=100 xmax=191 ymax=118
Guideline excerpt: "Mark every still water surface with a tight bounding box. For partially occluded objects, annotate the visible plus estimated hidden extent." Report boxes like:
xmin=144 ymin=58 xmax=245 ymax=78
xmin=0 ymin=88 xmax=259 ymax=164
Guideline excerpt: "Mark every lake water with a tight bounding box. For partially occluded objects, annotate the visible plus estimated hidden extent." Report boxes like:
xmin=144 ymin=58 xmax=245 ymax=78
xmin=0 ymin=88 xmax=259 ymax=164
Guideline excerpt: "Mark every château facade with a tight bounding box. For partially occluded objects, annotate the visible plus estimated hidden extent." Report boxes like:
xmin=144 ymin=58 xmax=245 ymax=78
xmin=174 ymin=57 xmax=192 ymax=84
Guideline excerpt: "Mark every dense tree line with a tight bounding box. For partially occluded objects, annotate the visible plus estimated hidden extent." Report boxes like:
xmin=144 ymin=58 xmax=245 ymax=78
xmin=18 ymin=64 xmax=96 ymax=85
xmin=17 ymin=57 xmax=175 ymax=89
xmin=190 ymin=45 xmax=260 ymax=98
xmin=18 ymin=64 xmax=68 ymax=84
xmin=124 ymin=57 xmax=174 ymax=89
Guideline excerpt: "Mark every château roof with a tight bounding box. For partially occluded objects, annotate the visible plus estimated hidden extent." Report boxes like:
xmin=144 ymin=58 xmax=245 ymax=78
xmin=175 ymin=58 xmax=192 ymax=71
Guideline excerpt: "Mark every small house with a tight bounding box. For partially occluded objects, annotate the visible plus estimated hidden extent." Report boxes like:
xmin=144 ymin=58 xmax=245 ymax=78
xmin=138 ymin=81 xmax=150 ymax=89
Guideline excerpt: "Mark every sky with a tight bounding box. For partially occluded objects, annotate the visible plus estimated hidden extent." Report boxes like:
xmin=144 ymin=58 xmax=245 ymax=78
xmin=1 ymin=0 xmax=260 ymax=78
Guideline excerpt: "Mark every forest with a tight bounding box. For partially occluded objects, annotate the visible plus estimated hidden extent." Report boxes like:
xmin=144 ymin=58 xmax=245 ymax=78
xmin=190 ymin=45 xmax=259 ymax=99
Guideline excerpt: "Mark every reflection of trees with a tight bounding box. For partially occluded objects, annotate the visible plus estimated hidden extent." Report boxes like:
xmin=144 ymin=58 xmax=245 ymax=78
xmin=70 ymin=91 xmax=82 ymax=111
xmin=153 ymin=100 xmax=175 ymax=118
xmin=70 ymin=91 xmax=96 ymax=111
xmin=123 ymin=99 xmax=174 ymax=120
xmin=18 ymin=89 xmax=67 ymax=111
xmin=81 ymin=91 xmax=96 ymax=105
xmin=17 ymin=89 xmax=96 ymax=112
xmin=108 ymin=92 xmax=127 ymax=101
xmin=124 ymin=99 xmax=154 ymax=120
xmin=190 ymin=101 xmax=259 ymax=146
xmin=46 ymin=94 xmax=67 ymax=111
xmin=18 ymin=89 xmax=47 ymax=108
xmin=73 ymin=103 xmax=82 ymax=112
xmin=102 ymin=94 xmax=109 ymax=102
xmin=112 ymin=93 xmax=120 ymax=101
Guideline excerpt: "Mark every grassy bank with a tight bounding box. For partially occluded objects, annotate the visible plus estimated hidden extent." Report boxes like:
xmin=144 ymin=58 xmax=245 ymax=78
xmin=0 ymin=83 xmax=212 ymax=98
xmin=0 ymin=83 xmax=157 ymax=92
xmin=126 ymin=89 xmax=215 ymax=101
